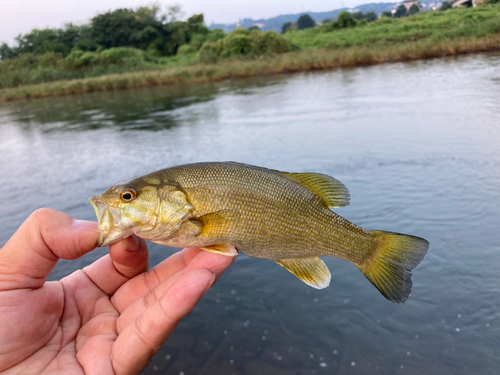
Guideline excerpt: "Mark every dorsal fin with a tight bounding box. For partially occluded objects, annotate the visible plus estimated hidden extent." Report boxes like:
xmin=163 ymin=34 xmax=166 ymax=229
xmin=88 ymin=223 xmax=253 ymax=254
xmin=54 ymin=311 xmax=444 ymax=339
xmin=278 ymin=172 xmax=350 ymax=208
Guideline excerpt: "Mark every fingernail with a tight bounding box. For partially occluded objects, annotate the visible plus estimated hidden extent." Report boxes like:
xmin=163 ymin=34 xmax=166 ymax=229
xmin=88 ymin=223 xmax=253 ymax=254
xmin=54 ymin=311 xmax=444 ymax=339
xmin=73 ymin=219 xmax=100 ymax=233
xmin=124 ymin=235 xmax=140 ymax=252
xmin=209 ymin=272 xmax=217 ymax=286
xmin=203 ymin=272 xmax=217 ymax=294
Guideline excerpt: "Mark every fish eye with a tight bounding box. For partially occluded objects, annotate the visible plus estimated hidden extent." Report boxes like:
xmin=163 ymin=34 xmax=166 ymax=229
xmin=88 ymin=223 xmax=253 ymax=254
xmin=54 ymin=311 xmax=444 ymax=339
xmin=120 ymin=188 xmax=137 ymax=202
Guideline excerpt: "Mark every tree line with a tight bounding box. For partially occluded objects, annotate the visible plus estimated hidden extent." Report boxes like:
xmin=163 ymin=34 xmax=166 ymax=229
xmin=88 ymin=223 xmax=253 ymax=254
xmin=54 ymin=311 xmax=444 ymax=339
xmin=0 ymin=5 xmax=213 ymax=60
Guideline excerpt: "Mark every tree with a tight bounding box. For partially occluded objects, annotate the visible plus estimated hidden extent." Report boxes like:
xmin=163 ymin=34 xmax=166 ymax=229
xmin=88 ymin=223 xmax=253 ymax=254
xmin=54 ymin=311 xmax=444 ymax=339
xmin=297 ymin=14 xmax=316 ymax=30
xmin=409 ymin=4 xmax=420 ymax=15
xmin=0 ymin=43 xmax=16 ymax=60
xmin=336 ymin=11 xmax=357 ymax=28
xmin=381 ymin=11 xmax=393 ymax=18
xmin=394 ymin=5 xmax=408 ymax=18
xmin=439 ymin=1 xmax=452 ymax=9
xmin=281 ymin=22 xmax=292 ymax=34
xmin=352 ymin=11 xmax=364 ymax=21
xmin=248 ymin=26 xmax=260 ymax=31
xmin=364 ymin=12 xmax=378 ymax=22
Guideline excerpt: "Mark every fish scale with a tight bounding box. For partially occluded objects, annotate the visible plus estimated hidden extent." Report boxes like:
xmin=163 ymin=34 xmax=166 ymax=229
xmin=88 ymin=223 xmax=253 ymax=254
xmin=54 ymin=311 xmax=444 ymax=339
xmin=90 ymin=161 xmax=429 ymax=303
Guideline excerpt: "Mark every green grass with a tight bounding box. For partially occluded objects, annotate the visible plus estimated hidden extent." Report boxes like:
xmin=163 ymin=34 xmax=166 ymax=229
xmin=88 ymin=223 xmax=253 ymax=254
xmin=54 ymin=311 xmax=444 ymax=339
xmin=1 ymin=4 xmax=500 ymax=102
xmin=284 ymin=5 xmax=500 ymax=50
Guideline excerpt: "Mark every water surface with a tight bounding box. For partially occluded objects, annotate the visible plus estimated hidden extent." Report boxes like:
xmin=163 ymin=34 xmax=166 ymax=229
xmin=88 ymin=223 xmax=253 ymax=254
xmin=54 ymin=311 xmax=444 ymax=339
xmin=1 ymin=51 xmax=499 ymax=374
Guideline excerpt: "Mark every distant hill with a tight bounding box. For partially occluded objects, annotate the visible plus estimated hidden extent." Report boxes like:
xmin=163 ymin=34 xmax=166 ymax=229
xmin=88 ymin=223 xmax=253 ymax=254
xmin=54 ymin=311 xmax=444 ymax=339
xmin=208 ymin=2 xmax=398 ymax=33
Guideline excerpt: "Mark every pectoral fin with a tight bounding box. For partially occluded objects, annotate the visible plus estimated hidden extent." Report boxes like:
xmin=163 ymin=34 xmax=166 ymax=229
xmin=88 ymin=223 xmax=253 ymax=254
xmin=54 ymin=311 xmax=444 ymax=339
xmin=275 ymin=257 xmax=331 ymax=289
xmin=200 ymin=244 xmax=239 ymax=257
xmin=196 ymin=210 xmax=237 ymax=237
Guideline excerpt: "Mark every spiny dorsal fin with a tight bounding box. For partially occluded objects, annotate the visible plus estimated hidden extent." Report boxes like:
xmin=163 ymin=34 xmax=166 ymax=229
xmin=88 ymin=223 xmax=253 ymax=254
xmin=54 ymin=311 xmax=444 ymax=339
xmin=279 ymin=172 xmax=350 ymax=208
xmin=275 ymin=257 xmax=331 ymax=289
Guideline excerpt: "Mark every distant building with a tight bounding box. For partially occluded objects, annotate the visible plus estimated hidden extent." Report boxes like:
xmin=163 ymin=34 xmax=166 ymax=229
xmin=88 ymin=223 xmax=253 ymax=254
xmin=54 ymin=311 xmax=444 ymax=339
xmin=451 ymin=0 xmax=484 ymax=7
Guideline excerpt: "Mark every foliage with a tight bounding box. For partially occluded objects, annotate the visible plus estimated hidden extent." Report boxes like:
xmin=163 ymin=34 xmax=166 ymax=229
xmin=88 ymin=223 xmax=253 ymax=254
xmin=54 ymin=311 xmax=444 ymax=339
xmin=197 ymin=29 xmax=296 ymax=62
xmin=337 ymin=11 xmax=359 ymax=28
xmin=285 ymin=4 xmax=500 ymax=51
xmin=2 ymin=2 xmax=500 ymax=95
xmin=394 ymin=5 xmax=409 ymax=18
xmin=297 ymin=14 xmax=316 ymax=30
xmin=282 ymin=22 xmax=292 ymax=34
xmin=352 ymin=11 xmax=378 ymax=22
xmin=321 ymin=10 xmax=359 ymax=31
xmin=248 ymin=26 xmax=261 ymax=31
xmin=409 ymin=4 xmax=421 ymax=15
xmin=440 ymin=1 xmax=452 ymax=10
xmin=0 ymin=6 xmax=209 ymax=60
xmin=382 ymin=11 xmax=393 ymax=18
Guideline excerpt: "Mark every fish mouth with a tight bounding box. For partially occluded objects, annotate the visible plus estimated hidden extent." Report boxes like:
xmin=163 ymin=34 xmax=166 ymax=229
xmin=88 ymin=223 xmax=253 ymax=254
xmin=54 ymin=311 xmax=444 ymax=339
xmin=89 ymin=196 xmax=132 ymax=247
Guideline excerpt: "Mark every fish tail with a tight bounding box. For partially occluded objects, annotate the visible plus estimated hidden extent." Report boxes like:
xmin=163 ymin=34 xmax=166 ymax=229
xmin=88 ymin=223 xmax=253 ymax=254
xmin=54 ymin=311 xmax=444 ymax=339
xmin=358 ymin=230 xmax=429 ymax=304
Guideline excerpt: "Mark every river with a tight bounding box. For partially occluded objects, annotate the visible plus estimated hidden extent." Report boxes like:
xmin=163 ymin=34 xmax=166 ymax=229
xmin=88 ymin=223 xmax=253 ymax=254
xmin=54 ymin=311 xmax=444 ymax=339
xmin=1 ymin=51 xmax=499 ymax=374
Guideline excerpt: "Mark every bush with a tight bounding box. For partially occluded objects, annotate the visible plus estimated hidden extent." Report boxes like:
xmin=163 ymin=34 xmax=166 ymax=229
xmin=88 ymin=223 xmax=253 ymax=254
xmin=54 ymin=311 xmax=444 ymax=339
xmin=251 ymin=31 xmax=296 ymax=54
xmin=228 ymin=28 xmax=251 ymax=36
xmin=219 ymin=34 xmax=254 ymax=57
xmin=99 ymin=47 xmax=142 ymax=65
xmin=440 ymin=1 xmax=452 ymax=9
xmin=177 ymin=44 xmax=196 ymax=55
xmin=197 ymin=42 xmax=220 ymax=63
xmin=206 ymin=29 xmax=226 ymax=42
xmin=336 ymin=11 xmax=358 ymax=28
xmin=39 ymin=52 xmax=64 ymax=67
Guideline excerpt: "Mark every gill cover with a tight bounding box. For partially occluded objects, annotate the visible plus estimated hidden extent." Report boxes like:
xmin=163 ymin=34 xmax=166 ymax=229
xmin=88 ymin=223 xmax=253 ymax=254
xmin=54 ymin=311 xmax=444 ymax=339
xmin=141 ymin=185 xmax=194 ymax=241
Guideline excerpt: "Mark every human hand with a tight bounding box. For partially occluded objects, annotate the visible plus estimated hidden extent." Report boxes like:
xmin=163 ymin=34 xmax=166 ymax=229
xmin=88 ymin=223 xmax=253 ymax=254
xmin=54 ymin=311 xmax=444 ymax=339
xmin=0 ymin=208 xmax=236 ymax=374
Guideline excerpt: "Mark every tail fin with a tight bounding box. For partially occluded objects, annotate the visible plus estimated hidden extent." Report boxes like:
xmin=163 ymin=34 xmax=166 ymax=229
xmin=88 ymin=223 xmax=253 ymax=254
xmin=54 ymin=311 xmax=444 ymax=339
xmin=359 ymin=230 xmax=429 ymax=304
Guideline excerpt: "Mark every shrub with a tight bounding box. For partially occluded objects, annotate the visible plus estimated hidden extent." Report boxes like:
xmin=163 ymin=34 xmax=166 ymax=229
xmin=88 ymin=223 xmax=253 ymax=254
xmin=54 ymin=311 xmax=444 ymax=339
xmin=228 ymin=28 xmax=251 ymax=36
xmin=206 ymin=29 xmax=226 ymax=42
xmin=336 ymin=11 xmax=358 ymax=28
xmin=197 ymin=42 xmax=220 ymax=63
xmin=39 ymin=52 xmax=64 ymax=67
xmin=219 ymin=34 xmax=254 ymax=57
xmin=251 ymin=31 xmax=296 ymax=54
xmin=99 ymin=47 xmax=142 ymax=65
xmin=177 ymin=44 xmax=196 ymax=55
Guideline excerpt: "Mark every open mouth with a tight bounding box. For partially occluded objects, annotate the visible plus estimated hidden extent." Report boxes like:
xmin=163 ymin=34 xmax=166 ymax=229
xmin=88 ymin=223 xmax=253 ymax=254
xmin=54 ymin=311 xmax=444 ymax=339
xmin=89 ymin=196 xmax=130 ymax=247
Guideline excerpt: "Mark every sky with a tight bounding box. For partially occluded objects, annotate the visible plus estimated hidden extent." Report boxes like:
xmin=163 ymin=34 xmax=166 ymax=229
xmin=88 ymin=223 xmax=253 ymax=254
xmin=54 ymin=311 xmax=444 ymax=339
xmin=0 ymin=0 xmax=372 ymax=45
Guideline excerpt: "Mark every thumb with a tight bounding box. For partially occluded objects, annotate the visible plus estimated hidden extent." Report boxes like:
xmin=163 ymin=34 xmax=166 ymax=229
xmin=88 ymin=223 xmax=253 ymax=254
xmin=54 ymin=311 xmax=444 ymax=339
xmin=0 ymin=208 xmax=100 ymax=290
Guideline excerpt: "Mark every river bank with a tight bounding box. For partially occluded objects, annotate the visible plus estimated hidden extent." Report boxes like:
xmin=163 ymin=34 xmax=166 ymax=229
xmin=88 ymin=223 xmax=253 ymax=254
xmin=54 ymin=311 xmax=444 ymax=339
xmin=1 ymin=35 xmax=499 ymax=103
xmin=1 ymin=5 xmax=499 ymax=102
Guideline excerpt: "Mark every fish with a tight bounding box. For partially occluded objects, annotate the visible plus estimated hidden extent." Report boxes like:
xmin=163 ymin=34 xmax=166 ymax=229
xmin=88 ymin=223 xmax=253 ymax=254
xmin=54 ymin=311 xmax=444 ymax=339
xmin=89 ymin=162 xmax=428 ymax=303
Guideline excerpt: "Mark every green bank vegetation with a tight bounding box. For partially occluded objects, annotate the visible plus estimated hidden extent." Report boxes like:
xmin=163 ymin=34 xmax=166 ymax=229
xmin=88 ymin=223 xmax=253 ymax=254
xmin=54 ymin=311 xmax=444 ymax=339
xmin=1 ymin=3 xmax=500 ymax=102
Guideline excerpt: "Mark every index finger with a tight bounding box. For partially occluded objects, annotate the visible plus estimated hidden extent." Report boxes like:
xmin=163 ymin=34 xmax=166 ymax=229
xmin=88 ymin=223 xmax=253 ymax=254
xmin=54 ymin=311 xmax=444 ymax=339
xmin=0 ymin=208 xmax=100 ymax=290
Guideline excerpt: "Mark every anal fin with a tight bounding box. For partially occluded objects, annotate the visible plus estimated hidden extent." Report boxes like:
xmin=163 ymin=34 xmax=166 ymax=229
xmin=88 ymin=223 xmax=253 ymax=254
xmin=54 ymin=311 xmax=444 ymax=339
xmin=200 ymin=244 xmax=239 ymax=257
xmin=275 ymin=257 xmax=331 ymax=289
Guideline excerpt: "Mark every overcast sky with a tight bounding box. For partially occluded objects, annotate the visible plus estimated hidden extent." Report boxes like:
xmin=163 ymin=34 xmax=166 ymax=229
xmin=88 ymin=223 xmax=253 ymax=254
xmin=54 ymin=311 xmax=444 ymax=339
xmin=0 ymin=0 xmax=370 ymax=45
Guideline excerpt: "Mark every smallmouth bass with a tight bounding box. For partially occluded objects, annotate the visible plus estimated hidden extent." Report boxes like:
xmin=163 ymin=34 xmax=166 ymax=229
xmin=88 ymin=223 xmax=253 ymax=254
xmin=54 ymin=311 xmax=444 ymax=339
xmin=89 ymin=162 xmax=428 ymax=303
